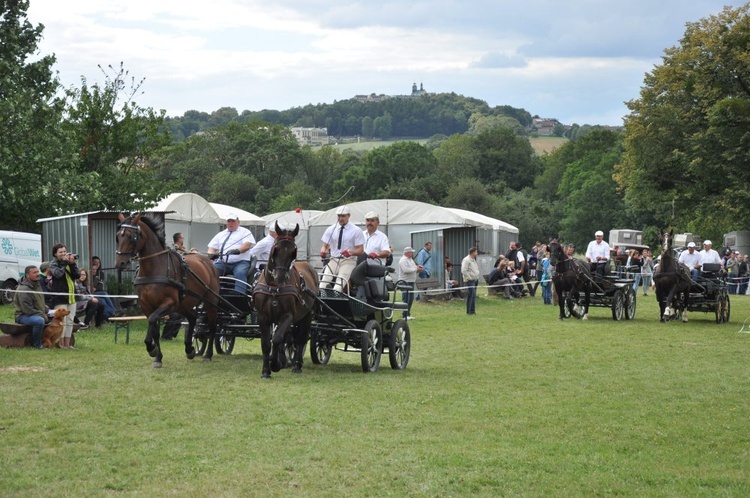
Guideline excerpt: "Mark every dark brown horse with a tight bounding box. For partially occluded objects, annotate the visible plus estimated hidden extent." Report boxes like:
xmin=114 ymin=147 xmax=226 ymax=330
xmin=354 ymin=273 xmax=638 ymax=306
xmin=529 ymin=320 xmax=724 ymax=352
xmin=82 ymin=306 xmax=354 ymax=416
xmin=252 ymin=222 xmax=319 ymax=379
xmin=654 ymin=230 xmax=692 ymax=322
xmin=115 ymin=213 xmax=220 ymax=367
xmin=548 ymin=239 xmax=593 ymax=320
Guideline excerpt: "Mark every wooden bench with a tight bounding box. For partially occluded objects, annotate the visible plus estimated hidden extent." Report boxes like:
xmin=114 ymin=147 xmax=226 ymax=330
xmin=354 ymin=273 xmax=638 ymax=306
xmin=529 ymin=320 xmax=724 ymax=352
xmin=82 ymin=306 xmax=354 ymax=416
xmin=0 ymin=322 xmax=79 ymax=348
xmin=107 ymin=315 xmax=148 ymax=344
xmin=415 ymin=277 xmax=450 ymax=301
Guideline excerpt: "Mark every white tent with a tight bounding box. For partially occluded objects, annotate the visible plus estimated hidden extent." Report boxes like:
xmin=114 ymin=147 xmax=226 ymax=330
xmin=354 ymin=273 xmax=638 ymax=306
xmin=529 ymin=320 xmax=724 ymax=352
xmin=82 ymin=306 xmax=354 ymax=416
xmin=262 ymin=209 xmax=323 ymax=260
xmin=210 ymin=202 xmax=265 ymax=227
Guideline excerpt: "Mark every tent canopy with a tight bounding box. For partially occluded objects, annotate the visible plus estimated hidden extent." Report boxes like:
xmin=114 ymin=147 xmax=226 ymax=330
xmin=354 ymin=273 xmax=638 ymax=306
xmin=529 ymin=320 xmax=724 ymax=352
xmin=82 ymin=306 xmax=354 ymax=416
xmin=308 ymin=199 xmax=497 ymax=228
xmin=151 ymin=193 xmax=223 ymax=223
xmin=444 ymin=207 xmax=518 ymax=233
xmin=210 ymin=202 xmax=265 ymax=226
xmin=262 ymin=209 xmax=324 ymax=231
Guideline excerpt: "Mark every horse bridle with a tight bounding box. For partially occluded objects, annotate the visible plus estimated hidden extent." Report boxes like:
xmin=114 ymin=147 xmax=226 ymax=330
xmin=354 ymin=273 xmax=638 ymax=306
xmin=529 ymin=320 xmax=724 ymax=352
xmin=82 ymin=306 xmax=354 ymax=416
xmin=267 ymin=234 xmax=297 ymax=276
xmin=116 ymin=221 xmax=142 ymax=261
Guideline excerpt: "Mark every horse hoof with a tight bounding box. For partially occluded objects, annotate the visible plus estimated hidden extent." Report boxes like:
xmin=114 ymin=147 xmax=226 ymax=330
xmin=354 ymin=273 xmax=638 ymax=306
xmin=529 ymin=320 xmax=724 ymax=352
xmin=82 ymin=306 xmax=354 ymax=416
xmin=261 ymin=374 xmax=271 ymax=380
xmin=202 ymin=356 xmax=212 ymax=362
xmin=152 ymin=361 xmax=162 ymax=368
xmin=186 ymin=350 xmax=196 ymax=360
xmin=292 ymin=368 xmax=302 ymax=374
xmin=582 ymin=314 xmax=588 ymax=320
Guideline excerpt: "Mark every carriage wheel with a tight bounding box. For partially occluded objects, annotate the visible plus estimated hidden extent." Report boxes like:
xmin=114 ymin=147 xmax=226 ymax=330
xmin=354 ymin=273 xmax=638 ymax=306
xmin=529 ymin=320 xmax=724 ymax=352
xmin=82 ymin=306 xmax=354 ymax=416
xmin=1 ymin=280 xmax=16 ymax=305
xmin=215 ymin=335 xmax=235 ymax=355
xmin=715 ymin=296 xmax=723 ymax=324
xmin=309 ymin=331 xmax=332 ymax=365
xmin=563 ymin=292 xmax=576 ymax=318
xmin=624 ymin=287 xmax=637 ymax=320
xmin=388 ymin=319 xmax=411 ymax=370
xmin=192 ymin=335 xmax=208 ymax=356
xmin=285 ymin=338 xmax=307 ymax=365
xmin=611 ymin=289 xmax=625 ymax=321
xmin=722 ymin=294 xmax=731 ymax=323
xmin=360 ymin=320 xmax=383 ymax=373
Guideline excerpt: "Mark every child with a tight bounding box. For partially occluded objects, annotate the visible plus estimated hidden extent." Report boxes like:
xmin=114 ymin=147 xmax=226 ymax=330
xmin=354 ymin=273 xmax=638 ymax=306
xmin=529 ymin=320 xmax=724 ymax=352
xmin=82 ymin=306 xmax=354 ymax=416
xmin=541 ymin=252 xmax=552 ymax=305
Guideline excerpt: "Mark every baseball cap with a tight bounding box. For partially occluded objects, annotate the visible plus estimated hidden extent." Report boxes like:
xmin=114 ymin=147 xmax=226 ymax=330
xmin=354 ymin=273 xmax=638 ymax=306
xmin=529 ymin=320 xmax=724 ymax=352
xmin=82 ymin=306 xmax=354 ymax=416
xmin=226 ymin=212 xmax=239 ymax=221
xmin=365 ymin=211 xmax=379 ymax=220
xmin=595 ymin=230 xmax=604 ymax=237
xmin=703 ymin=240 xmax=712 ymax=246
xmin=336 ymin=205 xmax=351 ymax=215
xmin=687 ymin=242 xmax=696 ymax=248
xmin=403 ymin=246 xmax=414 ymax=253
xmin=267 ymin=222 xmax=277 ymax=234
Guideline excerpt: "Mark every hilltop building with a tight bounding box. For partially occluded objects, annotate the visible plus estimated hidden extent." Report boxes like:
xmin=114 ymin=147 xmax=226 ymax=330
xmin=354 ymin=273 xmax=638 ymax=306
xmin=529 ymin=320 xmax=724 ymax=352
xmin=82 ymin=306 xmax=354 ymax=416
xmin=290 ymin=127 xmax=329 ymax=146
xmin=354 ymin=82 xmax=433 ymax=103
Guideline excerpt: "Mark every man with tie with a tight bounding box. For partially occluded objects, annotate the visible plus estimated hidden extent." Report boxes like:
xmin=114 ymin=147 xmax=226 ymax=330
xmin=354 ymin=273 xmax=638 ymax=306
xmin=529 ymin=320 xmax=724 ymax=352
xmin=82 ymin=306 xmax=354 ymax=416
xmin=319 ymin=205 xmax=364 ymax=292
xmin=207 ymin=212 xmax=255 ymax=293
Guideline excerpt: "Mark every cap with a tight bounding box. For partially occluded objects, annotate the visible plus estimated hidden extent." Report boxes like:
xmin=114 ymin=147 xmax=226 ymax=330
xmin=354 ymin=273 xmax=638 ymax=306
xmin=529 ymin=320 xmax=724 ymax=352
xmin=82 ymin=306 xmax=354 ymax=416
xmin=734 ymin=250 xmax=740 ymax=254
xmin=226 ymin=212 xmax=239 ymax=221
xmin=336 ymin=205 xmax=351 ymax=215
xmin=403 ymin=246 xmax=415 ymax=253
xmin=40 ymin=261 xmax=50 ymax=272
xmin=595 ymin=230 xmax=604 ymax=237
xmin=364 ymin=211 xmax=379 ymax=220
xmin=703 ymin=240 xmax=712 ymax=246
xmin=267 ymin=222 xmax=277 ymax=234
xmin=687 ymin=242 xmax=696 ymax=248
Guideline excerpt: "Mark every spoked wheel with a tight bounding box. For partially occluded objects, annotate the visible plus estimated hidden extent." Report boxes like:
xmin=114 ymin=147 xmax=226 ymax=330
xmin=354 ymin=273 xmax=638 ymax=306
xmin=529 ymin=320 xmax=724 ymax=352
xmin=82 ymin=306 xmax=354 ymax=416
xmin=1 ymin=280 xmax=16 ymax=305
xmin=284 ymin=338 xmax=307 ymax=366
xmin=715 ymin=297 xmax=723 ymax=324
xmin=310 ymin=331 xmax=332 ymax=365
xmin=360 ymin=320 xmax=383 ymax=373
xmin=721 ymin=293 xmax=731 ymax=323
xmin=563 ymin=292 xmax=577 ymax=318
xmin=388 ymin=319 xmax=411 ymax=370
xmin=192 ymin=335 xmax=208 ymax=356
xmin=611 ymin=289 xmax=625 ymax=321
xmin=624 ymin=287 xmax=637 ymax=320
xmin=215 ymin=335 xmax=235 ymax=355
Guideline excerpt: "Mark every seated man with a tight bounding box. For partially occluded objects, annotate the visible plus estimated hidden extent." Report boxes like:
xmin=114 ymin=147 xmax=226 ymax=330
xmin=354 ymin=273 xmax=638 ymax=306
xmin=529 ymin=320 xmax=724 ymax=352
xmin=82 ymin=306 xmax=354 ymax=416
xmin=13 ymin=265 xmax=49 ymax=349
xmin=249 ymin=222 xmax=278 ymax=271
xmin=699 ymin=240 xmax=722 ymax=278
xmin=678 ymin=242 xmax=702 ymax=281
xmin=444 ymin=261 xmax=463 ymax=299
xmin=319 ymin=205 xmax=364 ymax=293
xmin=586 ymin=230 xmax=611 ymax=278
xmin=487 ymin=260 xmax=516 ymax=299
xmin=207 ymin=212 xmax=256 ymax=293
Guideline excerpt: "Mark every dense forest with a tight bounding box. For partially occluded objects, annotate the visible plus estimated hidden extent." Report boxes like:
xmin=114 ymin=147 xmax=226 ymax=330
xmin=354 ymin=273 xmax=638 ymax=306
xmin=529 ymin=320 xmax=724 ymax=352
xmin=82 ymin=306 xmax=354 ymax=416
xmin=2 ymin=1 xmax=749 ymax=251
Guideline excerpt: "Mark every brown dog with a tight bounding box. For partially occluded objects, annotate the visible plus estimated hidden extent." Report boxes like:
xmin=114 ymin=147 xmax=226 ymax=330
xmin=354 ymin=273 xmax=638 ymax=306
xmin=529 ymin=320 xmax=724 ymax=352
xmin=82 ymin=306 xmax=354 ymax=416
xmin=42 ymin=308 xmax=70 ymax=349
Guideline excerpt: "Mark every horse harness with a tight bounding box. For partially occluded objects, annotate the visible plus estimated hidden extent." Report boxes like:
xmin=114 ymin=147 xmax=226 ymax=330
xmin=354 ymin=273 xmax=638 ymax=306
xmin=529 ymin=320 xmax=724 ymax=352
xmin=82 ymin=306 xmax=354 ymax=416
xmin=252 ymin=267 xmax=311 ymax=310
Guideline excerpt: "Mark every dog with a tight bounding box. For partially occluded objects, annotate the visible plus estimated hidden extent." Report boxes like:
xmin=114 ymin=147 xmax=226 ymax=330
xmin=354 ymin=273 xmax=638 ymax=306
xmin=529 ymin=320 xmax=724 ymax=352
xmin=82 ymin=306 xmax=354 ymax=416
xmin=42 ymin=308 xmax=70 ymax=349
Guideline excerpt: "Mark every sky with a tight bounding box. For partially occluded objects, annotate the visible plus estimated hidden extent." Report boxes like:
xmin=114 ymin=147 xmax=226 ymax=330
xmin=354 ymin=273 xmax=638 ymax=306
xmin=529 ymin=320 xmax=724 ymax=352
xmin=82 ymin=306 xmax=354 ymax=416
xmin=26 ymin=0 xmax=745 ymax=126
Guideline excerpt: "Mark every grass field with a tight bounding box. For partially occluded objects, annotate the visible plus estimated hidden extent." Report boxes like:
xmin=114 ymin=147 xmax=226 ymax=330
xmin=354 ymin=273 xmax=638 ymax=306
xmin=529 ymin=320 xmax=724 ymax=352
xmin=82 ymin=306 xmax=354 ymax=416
xmin=1 ymin=291 xmax=749 ymax=497
xmin=529 ymin=136 xmax=568 ymax=154
xmin=328 ymin=136 xmax=566 ymax=155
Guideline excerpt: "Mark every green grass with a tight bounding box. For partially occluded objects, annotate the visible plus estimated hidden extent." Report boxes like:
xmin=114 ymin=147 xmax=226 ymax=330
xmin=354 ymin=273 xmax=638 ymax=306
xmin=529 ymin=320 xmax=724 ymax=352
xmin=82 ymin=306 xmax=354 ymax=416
xmin=1 ymin=292 xmax=749 ymax=497
xmin=328 ymin=138 xmax=429 ymax=152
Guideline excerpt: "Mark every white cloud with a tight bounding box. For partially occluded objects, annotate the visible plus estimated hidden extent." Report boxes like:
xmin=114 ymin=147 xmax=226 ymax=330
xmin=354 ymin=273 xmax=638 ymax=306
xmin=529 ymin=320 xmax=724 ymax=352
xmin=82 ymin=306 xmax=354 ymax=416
xmin=26 ymin=0 xmax=744 ymax=125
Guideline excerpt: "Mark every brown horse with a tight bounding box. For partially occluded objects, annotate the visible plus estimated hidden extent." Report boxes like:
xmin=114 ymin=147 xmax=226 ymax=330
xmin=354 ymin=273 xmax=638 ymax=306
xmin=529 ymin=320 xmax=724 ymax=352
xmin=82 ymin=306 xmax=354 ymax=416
xmin=654 ymin=230 xmax=692 ymax=322
xmin=115 ymin=213 xmax=220 ymax=368
xmin=252 ymin=222 xmax=319 ymax=379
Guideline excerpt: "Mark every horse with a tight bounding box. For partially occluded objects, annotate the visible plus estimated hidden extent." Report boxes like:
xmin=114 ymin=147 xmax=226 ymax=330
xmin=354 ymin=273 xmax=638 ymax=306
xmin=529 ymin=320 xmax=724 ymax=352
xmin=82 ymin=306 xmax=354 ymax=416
xmin=115 ymin=213 xmax=220 ymax=367
xmin=252 ymin=222 xmax=319 ymax=379
xmin=548 ymin=239 xmax=593 ymax=320
xmin=653 ymin=230 xmax=692 ymax=322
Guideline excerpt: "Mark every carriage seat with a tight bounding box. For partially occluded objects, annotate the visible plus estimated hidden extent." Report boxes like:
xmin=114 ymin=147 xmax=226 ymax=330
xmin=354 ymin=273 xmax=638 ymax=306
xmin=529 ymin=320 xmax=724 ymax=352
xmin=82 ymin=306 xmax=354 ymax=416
xmin=350 ymin=260 xmax=393 ymax=303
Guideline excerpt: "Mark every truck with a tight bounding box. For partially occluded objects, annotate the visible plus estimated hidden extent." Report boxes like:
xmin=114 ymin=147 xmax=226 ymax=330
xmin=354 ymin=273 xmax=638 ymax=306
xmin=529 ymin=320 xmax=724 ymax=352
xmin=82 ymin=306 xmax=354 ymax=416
xmin=0 ymin=231 xmax=43 ymax=305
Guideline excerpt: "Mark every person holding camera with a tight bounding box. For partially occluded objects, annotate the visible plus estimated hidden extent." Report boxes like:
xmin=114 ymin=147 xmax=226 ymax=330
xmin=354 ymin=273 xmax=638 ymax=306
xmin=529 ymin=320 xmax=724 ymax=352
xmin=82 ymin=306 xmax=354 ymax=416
xmin=49 ymin=243 xmax=81 ymax=349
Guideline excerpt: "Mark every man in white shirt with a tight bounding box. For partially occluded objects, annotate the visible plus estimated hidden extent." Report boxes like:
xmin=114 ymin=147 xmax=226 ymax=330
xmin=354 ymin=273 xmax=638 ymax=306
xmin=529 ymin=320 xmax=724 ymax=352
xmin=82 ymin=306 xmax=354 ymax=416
xmin=362 ymin=211 xmax=391 ymax=265
xmin=249 ymin=222 xmax=278 ymax=270
xmin=461 ymin=247 xmax=480 ymax=315
xmin=678 ymin=242 xmax=702 ymax=281
xmin=585 ymin=230 xmax=611 ymax=278
xmin=699 ymin=239 xmax=722 ymax=272
xmin=320 ymin=205 xmax=365 ymax=292
xmin=207 ymin=212 xmax=256 ymax=293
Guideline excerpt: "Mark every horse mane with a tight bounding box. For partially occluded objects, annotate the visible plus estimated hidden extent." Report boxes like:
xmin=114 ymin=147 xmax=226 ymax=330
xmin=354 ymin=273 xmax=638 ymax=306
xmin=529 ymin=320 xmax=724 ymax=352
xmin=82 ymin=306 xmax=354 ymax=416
xmin=121 ymin=213 xmax=167 ymax=249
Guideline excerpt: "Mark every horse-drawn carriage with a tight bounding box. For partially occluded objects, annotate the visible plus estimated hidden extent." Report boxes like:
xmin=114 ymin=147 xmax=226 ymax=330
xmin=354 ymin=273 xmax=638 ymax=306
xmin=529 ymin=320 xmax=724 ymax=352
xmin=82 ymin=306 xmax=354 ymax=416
xmin=683 ymin=263 xmax=731 ymax=323
xmin=115 ymin=213 xmax=410 ymax=376
xmin=308 ymin=260 xmax=411 ymax=372
xmin=549 ymin=240 xmax=637 ymax=321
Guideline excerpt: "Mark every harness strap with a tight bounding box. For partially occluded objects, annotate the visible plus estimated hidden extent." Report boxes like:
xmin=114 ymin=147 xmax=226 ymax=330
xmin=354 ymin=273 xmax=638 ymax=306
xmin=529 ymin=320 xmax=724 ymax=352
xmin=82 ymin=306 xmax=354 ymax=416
xmin=134 ymin=276 xmax=185 ymax=291
xmin=252 ymin=282 xmax=300 ymax=299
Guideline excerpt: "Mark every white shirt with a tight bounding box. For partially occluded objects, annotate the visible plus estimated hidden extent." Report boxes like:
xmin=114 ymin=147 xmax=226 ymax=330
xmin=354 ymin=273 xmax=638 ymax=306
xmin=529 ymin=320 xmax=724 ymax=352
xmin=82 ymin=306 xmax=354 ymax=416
xmin=321 ymin=222 xmax=364 ymax=258
xmin=363 ymin=229 xmax=390 ymax=265
xmin=699 ymin=248 xmax=722 ymax=268
xmin=249 ymin=234 xmax=275 ymax=267
xmin=678 ymin=249 xmax=702 ymax=269
xmin=586 ymin=240 xmax=611 ymax=263
xmin=208 ymin=226 xmax=255 ymax=263
xmin=398 ymin=255 xmax=418 ymax=283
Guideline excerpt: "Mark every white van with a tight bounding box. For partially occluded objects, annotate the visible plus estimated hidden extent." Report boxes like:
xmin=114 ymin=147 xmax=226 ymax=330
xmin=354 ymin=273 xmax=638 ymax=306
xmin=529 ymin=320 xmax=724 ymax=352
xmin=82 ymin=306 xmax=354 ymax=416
xmin=0 ymin=230 xmax=43 ymax=304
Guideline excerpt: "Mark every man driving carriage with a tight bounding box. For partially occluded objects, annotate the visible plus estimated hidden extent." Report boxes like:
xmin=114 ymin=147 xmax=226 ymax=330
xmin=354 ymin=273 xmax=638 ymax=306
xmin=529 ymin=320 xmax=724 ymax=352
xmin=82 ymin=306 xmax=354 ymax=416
xmin=320 ymin=205 xmax=365 ymax=293
xmin=585 ymin=230 xmax=611 ymax=278
xmin=678 ymin=242 xmax=702 ymax=281
xmin=207 ymin=212 xmax=256 ymax=293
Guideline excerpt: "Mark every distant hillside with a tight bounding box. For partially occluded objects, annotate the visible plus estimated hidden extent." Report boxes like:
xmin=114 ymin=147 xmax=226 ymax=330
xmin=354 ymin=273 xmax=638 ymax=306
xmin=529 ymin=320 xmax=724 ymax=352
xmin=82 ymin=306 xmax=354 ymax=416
xmin=327 ymin=136 xmax=567 ymax=155
xmin=165 ymin=93 xmax=534 ymax=142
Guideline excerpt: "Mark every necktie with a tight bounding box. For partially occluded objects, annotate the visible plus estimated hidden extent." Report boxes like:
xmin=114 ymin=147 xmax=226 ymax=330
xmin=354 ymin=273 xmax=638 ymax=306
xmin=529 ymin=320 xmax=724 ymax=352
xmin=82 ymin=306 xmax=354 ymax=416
xmin=337 ymin=225 xmax=344 ymax=250
xmin=220 ymin=231 xmax=233 ymax=254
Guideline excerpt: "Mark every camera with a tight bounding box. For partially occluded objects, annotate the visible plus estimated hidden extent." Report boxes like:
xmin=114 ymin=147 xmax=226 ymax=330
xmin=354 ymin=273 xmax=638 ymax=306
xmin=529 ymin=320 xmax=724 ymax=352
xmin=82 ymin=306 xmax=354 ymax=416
xmin=70 ymin=254 xmax=79 ymax=260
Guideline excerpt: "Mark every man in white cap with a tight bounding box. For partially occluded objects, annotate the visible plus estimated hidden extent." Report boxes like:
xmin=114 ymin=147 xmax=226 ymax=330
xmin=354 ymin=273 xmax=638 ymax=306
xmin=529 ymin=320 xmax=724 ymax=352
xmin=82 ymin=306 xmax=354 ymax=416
xmin=207 ymin=212 xmax=255 ymax=292
xmin=320 ymin=205 xmax=364 ymax=292
xmin=397 ymin=246 xmax=422 ymax=319
xmin=362 ymin=211 xmax=391 ymax=265
xmin=585 ymin=230 xmax=611 ymax=278
xmin=249 ymin=222 xmax=278 ymax=271
xmin=699 ymin=240 xmax=721 ymax=275
xmin=678 ymin=241 xmax=702 ymax=281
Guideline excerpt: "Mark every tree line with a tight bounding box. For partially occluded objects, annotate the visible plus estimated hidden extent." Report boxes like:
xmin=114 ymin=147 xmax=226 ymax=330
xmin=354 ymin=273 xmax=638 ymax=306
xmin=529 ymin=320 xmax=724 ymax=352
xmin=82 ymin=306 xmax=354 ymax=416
xmin=2 ymin=0 xmax=749 ymax=251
